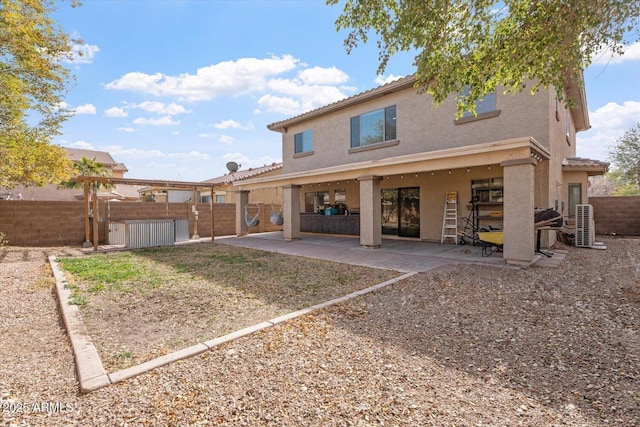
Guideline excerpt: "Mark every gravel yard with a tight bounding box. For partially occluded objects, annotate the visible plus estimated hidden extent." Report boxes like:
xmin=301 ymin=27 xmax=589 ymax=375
xmin=1 ymin=237 xmax=638 ymax=426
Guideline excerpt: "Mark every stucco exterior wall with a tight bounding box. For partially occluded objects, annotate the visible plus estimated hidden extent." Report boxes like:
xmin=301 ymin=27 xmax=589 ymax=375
xmin=546 ymin=89 xmax=579 ymax=214
xmin=282 ymin=85 xmax=551 ymax=175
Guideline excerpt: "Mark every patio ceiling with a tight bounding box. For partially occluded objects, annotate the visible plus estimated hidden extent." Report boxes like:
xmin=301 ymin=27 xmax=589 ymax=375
xmin=234 ymin=137 xmax=550 ymax=190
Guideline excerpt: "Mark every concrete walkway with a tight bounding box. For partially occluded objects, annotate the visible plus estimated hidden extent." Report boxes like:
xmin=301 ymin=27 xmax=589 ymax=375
xmin=215 ymin=232 xmax=514 ymax=273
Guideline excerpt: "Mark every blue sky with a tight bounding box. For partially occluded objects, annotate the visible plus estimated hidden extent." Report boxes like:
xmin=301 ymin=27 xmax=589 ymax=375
xmin=53 ymin=1 xmax=640 ymax=182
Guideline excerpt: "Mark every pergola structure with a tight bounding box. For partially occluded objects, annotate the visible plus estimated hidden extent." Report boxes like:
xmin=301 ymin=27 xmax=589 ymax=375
xmin=71 ymin=176 xmax=216 ymax=250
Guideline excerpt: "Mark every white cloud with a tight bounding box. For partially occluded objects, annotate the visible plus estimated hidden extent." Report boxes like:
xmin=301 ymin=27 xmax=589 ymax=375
xmin=214 ymin=119 xmax=242 ymax=130
xmin=218 ymin=135 xmax=235 ymax=145
xmin=105 ymin=72 xmax=165 ymax=95
xmin=298 ymin=66 xmax=349 ymax=85
xmin=257 ymin=94 xmax=301 ymax=115
xmin=213 ymin=119 xmax=254 ymax=130
xmin=67 ymin=42 xmax=100 ymax=64
xmin=197 ymin=133 xmax=240 ymax=144
xmin=197 ymin=133 xmax=217 ymax=139
xmin=133 ymin=116 xmax=180 ymax=126
xmin=576 ymin=100 xmax=640 ymax=165
xmin=117 ymin=127 xmax=135 ymax=133
xmin=106 ymin=55 xmax=299 ymax=101
xmin=63 ymin=140 xmax=95 ymax=150
xmin=166 ymin=151 xmax=211 ymax=160
xmin=104 ymin=55 xmax=357 ymax=118
xmin=101 ymin=146 xmax=165 ymax=159
xmin=265 ymin=78 xmax=350 ymax=114
xmin=105 ymin=107 xmax=128 ymax=118
xmin=73 ymin=104 xmax=96 ymax=115
xmin=100 ymin=145 xmax=209 ymax=161
xmin=591 ymin=41 xmax=640 ymax=65
xmin=375 ymin=74 xmax=403 ymax=86
xmin=134 ymin=101 xmax=190 ymax=115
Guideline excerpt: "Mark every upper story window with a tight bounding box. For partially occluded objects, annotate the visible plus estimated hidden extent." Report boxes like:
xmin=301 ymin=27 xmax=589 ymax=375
xmin=462 ymin=87 xmax=497 ymax=118
xmin=294 ymin=129 xmax=313 ymax=154
xmin=350 ymin=105 xmax=396 ymax=148
xmin=454 ymin=87 xmax=500 ymax=125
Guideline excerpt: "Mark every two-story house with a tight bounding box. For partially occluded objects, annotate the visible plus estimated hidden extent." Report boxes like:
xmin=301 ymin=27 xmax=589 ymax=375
xmin=234 ymin=75 xmax=608 ymax=266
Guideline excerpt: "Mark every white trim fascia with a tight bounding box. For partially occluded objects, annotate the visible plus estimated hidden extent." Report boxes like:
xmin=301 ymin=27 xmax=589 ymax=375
xmin=236 ymin=137 xmax=549 ymax=189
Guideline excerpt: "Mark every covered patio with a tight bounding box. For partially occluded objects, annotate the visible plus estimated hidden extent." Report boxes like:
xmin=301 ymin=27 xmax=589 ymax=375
xmin=214 ymin=231 xmax=549 ymax=272
xmin=234 ymin=137 xmax=551 ymax=266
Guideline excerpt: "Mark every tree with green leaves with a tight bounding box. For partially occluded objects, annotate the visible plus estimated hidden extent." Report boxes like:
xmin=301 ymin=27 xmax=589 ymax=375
xmin=0 ymin=0 xmax=80 ymax=189
xmin=59 ymin=156 xmax=113 ymax=191
xmin=328 ymin=0 xmax=640 ymax=116
xmin=608 ymin=122 xmax=640 ymax=195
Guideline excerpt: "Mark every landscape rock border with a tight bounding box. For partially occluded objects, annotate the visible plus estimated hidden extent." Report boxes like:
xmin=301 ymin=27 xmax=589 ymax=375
xmin=50 ymin=254 xmax=416 ymax=393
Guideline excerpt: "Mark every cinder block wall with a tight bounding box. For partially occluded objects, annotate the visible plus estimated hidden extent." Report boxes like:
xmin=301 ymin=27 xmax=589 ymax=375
xmin=0 ymin=201 xmax=85 ymax=246
xmin=590 ymin=196 xmax=640 ymax=236
xmin=0 ymin=201 xmax=246 ymax=246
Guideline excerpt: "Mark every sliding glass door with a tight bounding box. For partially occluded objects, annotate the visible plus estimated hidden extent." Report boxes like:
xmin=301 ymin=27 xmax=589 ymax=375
xmin=381 ymin=187 xmax=420 ymax=238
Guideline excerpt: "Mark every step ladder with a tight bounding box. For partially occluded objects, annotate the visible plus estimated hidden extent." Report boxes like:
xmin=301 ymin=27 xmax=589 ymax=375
xmin=441 ymin=192 xmax=458 ymax=244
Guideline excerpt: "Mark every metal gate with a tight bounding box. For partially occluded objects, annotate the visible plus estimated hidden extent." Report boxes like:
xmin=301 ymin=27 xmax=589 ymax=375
xmin=107 ymin=219 xmax=189 ymax=248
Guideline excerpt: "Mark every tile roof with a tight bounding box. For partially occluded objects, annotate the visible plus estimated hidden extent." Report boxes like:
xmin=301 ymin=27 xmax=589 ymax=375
xmin=113 ymin=163 xmax=129 ymax=172
xmin=1 ymin=185 xmax=83 ymax=201
xmin=562 ymin=157 xmax=609 ymax=175
xmin=203 ymin=163 xmax=283 ymax=184
xmin=267 ymin=75 xmax=416 ymax=131
xmin=63 ymin=147 xmax=118 ymax=167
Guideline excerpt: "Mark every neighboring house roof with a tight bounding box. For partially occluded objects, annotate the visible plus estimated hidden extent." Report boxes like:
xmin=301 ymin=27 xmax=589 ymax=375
xmin=1 ymin=185 xmax=83 ymax=201
xmin=562 ymin=157 xmax=609 ymax=176
xmin=0 ymin=148 xmax=131 ymax=201
xmin=267 ymin=73 xmax=591 ymax=133
xmin=113 ymin=163 xmax=129 ymax=172
xmin=106 ymin=184 xmax=145 ymax=200
xmin=203 ymin=163 xmax=283 ymax=185
xmin=63 ymin=147 xmax=118 ymax=167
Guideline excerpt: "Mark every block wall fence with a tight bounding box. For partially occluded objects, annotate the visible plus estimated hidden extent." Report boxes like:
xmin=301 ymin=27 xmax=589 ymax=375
xmin=590 ymin=196 xmax=640 ymax=236
xmin=0 ymin=201 xmax=283 ymax=247
xmin=0 ymin=197 xmax=636 ymax=247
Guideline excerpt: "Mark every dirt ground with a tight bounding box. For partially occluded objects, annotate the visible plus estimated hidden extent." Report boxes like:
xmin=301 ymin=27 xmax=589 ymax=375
xmin=1 ymin=236 xmax=638 ymax=426
xmin=58 ymin=244 xmax=398 ymax=371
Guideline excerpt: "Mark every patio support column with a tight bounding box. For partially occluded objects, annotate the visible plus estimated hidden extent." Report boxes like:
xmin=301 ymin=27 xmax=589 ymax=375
xmin=235 ymin=190 xmax=250 ymax=236
xmin=282 ymin=184 xmax=301 ymax=241
xmin=501 ymin=157 xmax=537 ymax=265
xmin=83 ymin=182 xmax=91 ymax=248
xmin=191 ymin=187 xmax=200 ymax=240
xmin=210 ymin=186 xmax=215 ymax=241
xmin=359 ymin=175 xmax=382 ymax=248
xmin=92 ymin=185 xmax=99 ymax=251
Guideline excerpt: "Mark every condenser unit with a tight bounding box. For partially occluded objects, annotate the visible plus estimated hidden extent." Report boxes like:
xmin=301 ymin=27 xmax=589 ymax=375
xmin=575 ymin=204 xmax=594 ymax=247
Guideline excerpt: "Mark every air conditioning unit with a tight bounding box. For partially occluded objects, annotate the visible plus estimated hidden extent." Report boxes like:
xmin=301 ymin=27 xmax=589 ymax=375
xmin=575 ymin=204 xmax=594 ymax=247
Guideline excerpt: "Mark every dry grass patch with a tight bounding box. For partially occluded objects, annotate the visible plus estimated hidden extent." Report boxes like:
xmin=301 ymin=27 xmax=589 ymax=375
xmin=57 ymin=242 xmax=399 ymax=370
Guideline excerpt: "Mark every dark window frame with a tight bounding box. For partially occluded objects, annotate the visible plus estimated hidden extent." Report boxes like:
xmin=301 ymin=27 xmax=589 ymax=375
xmin=350 ymin=105 xmax=397 ymax=148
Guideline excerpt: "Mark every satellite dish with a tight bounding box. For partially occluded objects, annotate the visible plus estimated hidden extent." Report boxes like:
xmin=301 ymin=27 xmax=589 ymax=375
xmin=226 ymin=161 xmax=239 ymax=173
